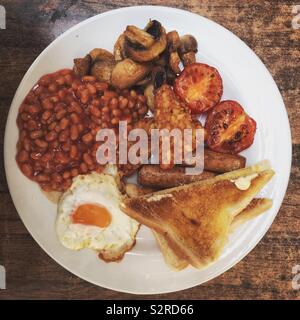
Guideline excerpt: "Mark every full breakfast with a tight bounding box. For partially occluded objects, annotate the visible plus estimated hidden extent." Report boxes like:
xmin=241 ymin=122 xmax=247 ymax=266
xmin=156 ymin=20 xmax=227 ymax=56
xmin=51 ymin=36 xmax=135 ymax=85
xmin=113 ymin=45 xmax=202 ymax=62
xmin=15 ymin=19 xmax=274 ymax=270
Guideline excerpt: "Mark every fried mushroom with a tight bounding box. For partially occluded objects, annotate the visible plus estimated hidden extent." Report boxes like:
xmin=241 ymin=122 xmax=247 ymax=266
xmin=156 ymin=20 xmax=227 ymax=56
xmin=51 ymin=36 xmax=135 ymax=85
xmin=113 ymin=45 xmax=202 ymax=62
xmin=73 ymin=54 xmax=92 ymax=77
xmin=125 ymin=20 xmax=167 ymax=62
xmin=114 ymin=34 xmax=127 ymax=61
xmin=111 ymin=58 xmax=152 ymax=89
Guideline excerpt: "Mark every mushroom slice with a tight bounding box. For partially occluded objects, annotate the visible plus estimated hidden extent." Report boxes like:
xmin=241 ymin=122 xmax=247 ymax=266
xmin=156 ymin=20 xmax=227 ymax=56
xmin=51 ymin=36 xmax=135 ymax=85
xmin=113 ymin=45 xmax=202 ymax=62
xmin=91 ymin=60 xmax=115 ymax=83
xmin=125 ymin=25 xmax=155 ymax=48
xmin=169 ymin=51 xmax=181 ymax=74
xmin=178 ymin=35 xmax=198 ymax=56
xmin=73 ymin=54 xmax=92 ymax=77
xmin=154 ymin=51 xmax=169 ymax=67
xmin=125 ymin=20 xmax=167 ymax=62
xmin=166 ymin=30 xmax=181 ymax=52
xmin=152 ymin=66 xmax=167 ymax=90
xmin=89 ymin=48 xmax=115 ymax=63
xmin=136 ymin=73 xmax=152 ymax=86
xmin=114 ymin=34 xmax=127 ymax=61
xmin=181 ymin=51 xmax=196 ymax=66
xmin=111 ymin=58 xmax=152 ymax=89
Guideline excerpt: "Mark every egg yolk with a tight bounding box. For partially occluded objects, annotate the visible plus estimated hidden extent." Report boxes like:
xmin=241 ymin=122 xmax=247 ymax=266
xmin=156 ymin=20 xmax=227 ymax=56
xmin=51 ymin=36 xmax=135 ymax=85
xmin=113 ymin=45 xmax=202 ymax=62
xmin=72 ymin=204 xmax=112 ymax=228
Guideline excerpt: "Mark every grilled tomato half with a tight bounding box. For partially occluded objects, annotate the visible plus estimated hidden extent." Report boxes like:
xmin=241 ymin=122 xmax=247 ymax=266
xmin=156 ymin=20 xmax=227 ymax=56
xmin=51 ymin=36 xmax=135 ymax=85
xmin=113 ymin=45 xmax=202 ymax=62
xmin=205 ymin=100 xmax=256 ymax=154
xmin=174 ymin=63 xmax=223 ymax=114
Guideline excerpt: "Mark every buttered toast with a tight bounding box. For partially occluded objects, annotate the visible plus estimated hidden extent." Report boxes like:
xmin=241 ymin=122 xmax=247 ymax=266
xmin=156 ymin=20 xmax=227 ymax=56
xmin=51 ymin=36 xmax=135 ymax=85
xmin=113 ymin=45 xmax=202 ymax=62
xmin=121 ymin=161 xmax=274 ymax=269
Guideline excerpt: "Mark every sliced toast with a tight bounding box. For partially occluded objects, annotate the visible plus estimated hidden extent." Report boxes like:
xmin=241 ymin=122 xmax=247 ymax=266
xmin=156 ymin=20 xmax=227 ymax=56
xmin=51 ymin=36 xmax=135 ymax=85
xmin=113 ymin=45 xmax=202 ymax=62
xmin=121 ymin=161 xmax=274 ymax=269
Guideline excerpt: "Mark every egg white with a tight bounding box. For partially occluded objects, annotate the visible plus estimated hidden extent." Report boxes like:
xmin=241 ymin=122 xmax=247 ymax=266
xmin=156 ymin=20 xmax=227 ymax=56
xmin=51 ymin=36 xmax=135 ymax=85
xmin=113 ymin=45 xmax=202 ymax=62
xmin=56 ymin=172 xmax=139 ymax=261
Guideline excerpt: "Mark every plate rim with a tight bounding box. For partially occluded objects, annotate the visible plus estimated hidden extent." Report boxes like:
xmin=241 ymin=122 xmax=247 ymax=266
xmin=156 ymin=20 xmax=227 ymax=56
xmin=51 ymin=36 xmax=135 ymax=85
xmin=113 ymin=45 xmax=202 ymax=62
xmin=4 ymin=5 xmax=292 ymax=295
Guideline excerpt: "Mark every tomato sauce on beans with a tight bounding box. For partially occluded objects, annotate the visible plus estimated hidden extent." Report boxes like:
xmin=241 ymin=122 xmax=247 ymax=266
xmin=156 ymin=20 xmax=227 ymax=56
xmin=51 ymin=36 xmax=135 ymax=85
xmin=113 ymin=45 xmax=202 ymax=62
xmin=16 ymin=69 xmax=148 ymax=192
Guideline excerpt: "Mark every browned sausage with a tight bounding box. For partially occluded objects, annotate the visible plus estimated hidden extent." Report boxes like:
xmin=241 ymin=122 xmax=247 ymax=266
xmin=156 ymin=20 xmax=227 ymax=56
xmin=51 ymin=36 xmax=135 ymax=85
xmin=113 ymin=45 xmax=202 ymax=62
xmin=138 ymin=165 xmax=216 ymax=188
xmin=182 ymin=149 xmax=246 ymax=173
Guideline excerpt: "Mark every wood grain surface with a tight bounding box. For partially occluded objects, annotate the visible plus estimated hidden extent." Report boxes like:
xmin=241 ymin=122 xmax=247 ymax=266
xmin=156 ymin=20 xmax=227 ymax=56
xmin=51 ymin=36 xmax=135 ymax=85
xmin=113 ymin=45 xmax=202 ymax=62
xmin=0 ymin=0 xmax=299 ymax=300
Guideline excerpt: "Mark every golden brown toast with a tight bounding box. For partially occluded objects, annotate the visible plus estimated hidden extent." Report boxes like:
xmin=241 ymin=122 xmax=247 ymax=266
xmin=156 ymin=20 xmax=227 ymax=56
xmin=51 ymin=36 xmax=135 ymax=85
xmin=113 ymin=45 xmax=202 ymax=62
xmin=121 ymin=161 xmax=274 ymax=269
xmin=124 ymin=182 xmax=273 ymax=271
xmin=153 ymin=197 xmax=272 ymax=270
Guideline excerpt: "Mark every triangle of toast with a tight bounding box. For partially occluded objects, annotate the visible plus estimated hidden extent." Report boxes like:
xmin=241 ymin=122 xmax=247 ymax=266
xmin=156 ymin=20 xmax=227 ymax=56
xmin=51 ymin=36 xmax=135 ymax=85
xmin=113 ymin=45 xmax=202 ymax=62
xmin=121 ymin=161 xmax=274 ymax=269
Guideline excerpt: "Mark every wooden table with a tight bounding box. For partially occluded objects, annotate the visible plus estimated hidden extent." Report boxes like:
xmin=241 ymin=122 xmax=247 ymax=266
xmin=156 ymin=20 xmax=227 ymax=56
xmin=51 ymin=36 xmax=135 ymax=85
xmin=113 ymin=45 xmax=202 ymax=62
xmin=0 ymin=0 xmax=299 ymax=300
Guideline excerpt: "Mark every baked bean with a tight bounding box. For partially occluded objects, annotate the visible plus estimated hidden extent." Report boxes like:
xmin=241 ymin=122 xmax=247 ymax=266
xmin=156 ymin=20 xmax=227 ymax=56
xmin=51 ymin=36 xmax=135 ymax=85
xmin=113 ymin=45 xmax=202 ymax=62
xmin=80 ymin=162 xmax=88 ymax=173
xmin=71 ymin=168 xmax=79 ymax=177
xmin=42 ymin=110 xmax=52 ymax=121
xmin=132 ymin=111 xmax=138 ymax=119
xmin=21 ymin=163 xmax=33 ymax=177
xmin=17 ymin=150 xmax=29 ymax=163
xmin=70 ymin=101 xmax=82 ymax=114
xmin=35 ymin=139 xmax=48 ymax=149
xmin=41 ymin=153 xmax=52 ymax=162
xmin=128 ymin=99 xmax=135 ymax=109
xmin=102 ymin=113 xmax=110 ymax=122
xmin=36 ymin=174 xmax=50 ymax=182
xmin=64 ymin=74 xmax=73 ymax=85
xmin=56 ymin=109 xmax=67 ymax=120
xmin=55 ymin=124 xmax=62 ymax=133
xmin=21 ymin=113 xmax=30 ymax=122
xmin=82 ymin=132 xmax=93 ymax=144
xmin=70 ymin=125 xmax=79 ymax=140
xmin=59 ymin=117 xmax=69 ymax=130
xmin=58 ymin=89 xmax=66 ymax=100
xmin=58 ymin=130 xmax=69 ymax=142
xmin=87 ymin=83 xmax=97 ymax=95
xmin=138 ymin=106 xmax=148 ymax=115
xmin=62 ymin=141 xmax=71 ymax=152
xmin=69 ymin=145 xmax=78 ymax=158
xmin=102 ymin=106 xmax=110 ymax=113
xmin=111 ymin=117 xmax=120 ymax=126
xmin=80 ymin=89 xmax=90 ymax=104
xmin=83 ymin=153 xmax=93 ymax=165
xmin=42 ymin=99 xmax=54 ymax=110
xmin=112 ymin=109 xmax=122 ymax=117
xmin=51 ymin=173 xmax=63 ymax=183
xmin=63 ymin=171 xmax=71 ymax=179
xmin=56 ymin=76 xmax=65 ymax=85
xmin=23 ymin=138 xmax=32 ymax=152
xmin=92 ymin=99 xmax=101 ymax=107
xmin=48 ymin=121 xmax=57 ymax=131
xmin=109 ymin=98 xmax=119 ymax=109
xmin=48 ymin=83 xmax=58 ymax=93
xmin=27 ymin=104 xmax=40 ymax=114
xmin=30 ymin=152 xmax=42 ymax=160
xmin=30 ymin=130 xmax=43 ymax=139
xmin=39 ymin=75 xmax=51 ymax=86
xmin=82 ymin=76 xmax=96 ymax=82
xmin=51 ymin=96 xmax=61 ymax=104
xmin=89 ymin=105 xmax=101 ymax=117
xmin=77 ymin=123 xmax=84 ymax=133
xmin=27 ymin=120 xmax=38 ymax=131
xmin=20 ymin=130 xmax=27 ymax=141
xmin=91 ymin=116 xmax=101 ymax=125
xmin=70 ymin=112 xmax=80 ymax=124
xmin=119 ymin=98 xmax=128 ymax=109
xmin=55 ymin=152 xmax=69 ymax=164
xmin=88 ymin=164 xmax=95 ymax=171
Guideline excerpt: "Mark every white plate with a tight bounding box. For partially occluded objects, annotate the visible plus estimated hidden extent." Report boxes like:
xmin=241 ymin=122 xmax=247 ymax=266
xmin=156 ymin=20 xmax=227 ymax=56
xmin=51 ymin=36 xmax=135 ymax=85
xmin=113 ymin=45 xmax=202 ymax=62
xmin=4 ymin=6 xmax=291 ymax=294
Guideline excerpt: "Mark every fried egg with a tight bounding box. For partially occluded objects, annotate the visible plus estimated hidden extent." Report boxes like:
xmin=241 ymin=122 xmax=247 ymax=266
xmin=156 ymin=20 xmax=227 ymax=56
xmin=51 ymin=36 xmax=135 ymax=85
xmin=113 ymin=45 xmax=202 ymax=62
xmin=56 ymin=172 xmax=139 ymax=261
